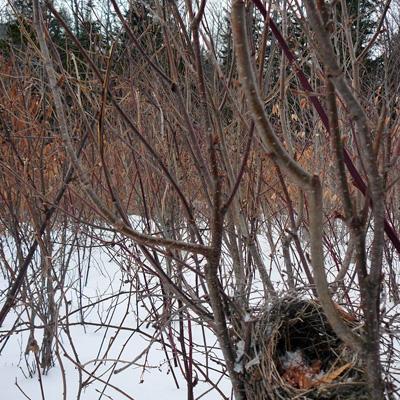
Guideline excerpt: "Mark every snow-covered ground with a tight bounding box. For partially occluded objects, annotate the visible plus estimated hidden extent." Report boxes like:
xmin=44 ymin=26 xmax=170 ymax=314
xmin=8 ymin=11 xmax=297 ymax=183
xmin=0 ymin=228 xmax=231 ymax=400
xmin=1 ymin=220 xmax=400 ymax=399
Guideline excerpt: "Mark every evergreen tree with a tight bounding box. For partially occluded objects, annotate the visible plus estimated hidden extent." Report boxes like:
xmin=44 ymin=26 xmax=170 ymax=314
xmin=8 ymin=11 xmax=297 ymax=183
xmin=121 ymin=0 xmax=163 ymax=54
xmin=0 ymin=0 xmax=71 ymax=60
xmin=218 ymin=8 xmax=233 ymax=73
xmin=346 ymin=0 xmax=375 ymax=55
xmin=76 ymin=0 xmax=103 ymax=51
xmin=345 ymin=0 xmax=383 ymax=85
xmin=1 ymin=0 xmax=33 ymax=49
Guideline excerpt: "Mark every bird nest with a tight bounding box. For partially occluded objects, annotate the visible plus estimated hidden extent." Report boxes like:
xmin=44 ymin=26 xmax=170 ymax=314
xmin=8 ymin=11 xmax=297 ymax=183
xmin=241 ymin=296 xmax=368 ymax=399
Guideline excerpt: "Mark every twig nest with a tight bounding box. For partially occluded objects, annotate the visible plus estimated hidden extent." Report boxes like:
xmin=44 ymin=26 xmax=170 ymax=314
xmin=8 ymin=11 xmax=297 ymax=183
xmin=242 ymin=296 xmax=368 ymax=399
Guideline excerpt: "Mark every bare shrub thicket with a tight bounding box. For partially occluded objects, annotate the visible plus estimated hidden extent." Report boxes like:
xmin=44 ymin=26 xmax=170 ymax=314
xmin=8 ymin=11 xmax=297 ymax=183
xmin=0 ymin=0 xmax=400 ymax=399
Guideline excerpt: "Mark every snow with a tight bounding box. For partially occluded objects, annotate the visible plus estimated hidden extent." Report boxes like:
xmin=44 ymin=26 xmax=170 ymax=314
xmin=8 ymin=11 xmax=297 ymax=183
xmin=1 ymin=219 xmax=400 ymax=399
xmin=279 ymin=349 xmax=306 ymax=369
xmin=0 ymin=229 xmax=231 ymax=400
xmin=233 ymin=340 xmax=245 ymax=373
xmin=244 ymin=354 xmax=260 ymax=371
